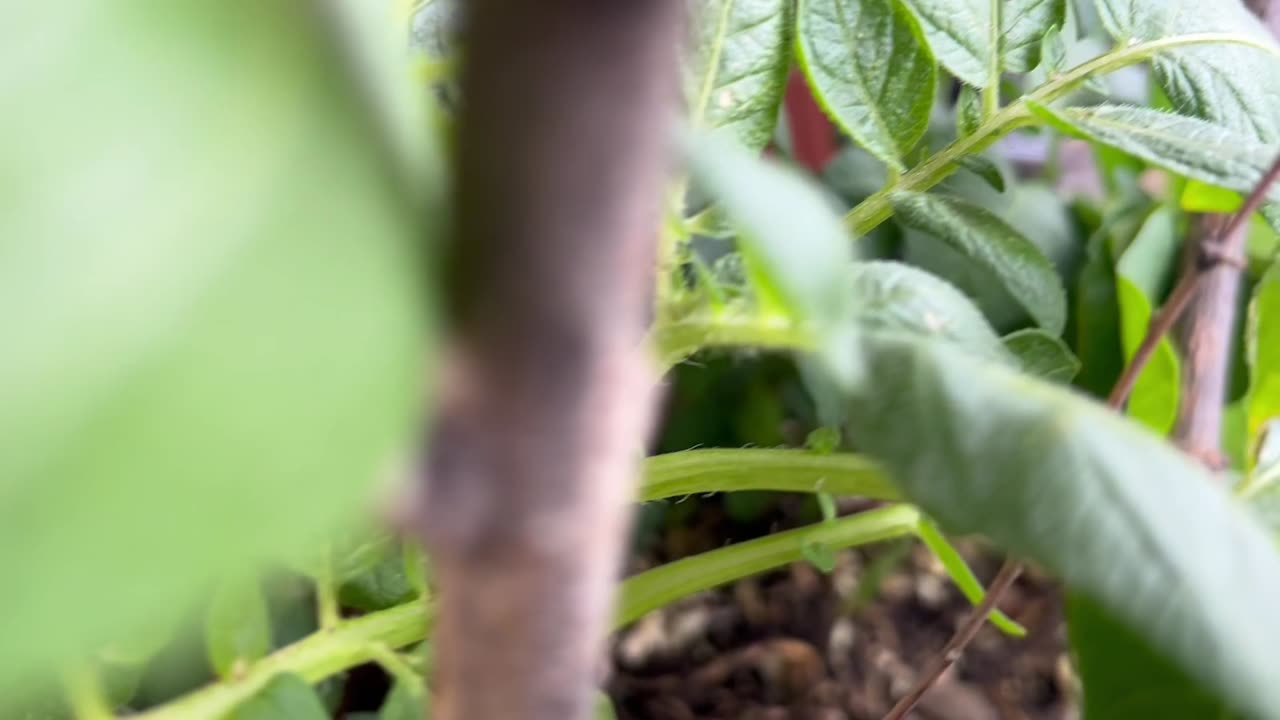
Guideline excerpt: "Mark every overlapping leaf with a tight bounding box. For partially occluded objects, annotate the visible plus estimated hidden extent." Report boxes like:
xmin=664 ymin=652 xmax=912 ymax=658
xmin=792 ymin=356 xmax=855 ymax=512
xmin=1030 ymin=104 xmax=1280 ymax=200
xmin=1094 ymin=0 xmax=1280 ymax=143
xmin=844 ymin=335 xmax=1280 ymax=720
xmin=1248 ymin=262 xmax=1280 ymax=466
xmin=1114 ymin=206 xmax=1183 ymax=434
xmin=796 ymin=0 xmax=936 ymax=170
xmin=686 ymin=0 xmax=794 ymax=151
xmin=891 ymin=192 xmax=1068 ymax=334
xmin=1002 ymin=328 xmax=1080 ymax=382
xmin=846 ymin=260 xmax=1012 ymax=363
xmin=685 ymin=134 xmax=860 ymax=384
xmin=0 ymin=3 xmax=429 ymax=685
xmin=900 ymin=0 xmax=1066 ymax=87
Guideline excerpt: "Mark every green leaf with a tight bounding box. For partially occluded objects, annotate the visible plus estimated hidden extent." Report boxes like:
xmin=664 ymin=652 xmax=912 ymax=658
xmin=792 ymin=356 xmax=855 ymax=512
xmin=847 ymin=261 xmax=1011 ymax=364
xmin=685 ymin=134 xmax=859 ymax=385
xmin=1180 ymin=180 xmax=1243 ymax=214
xmin=844 ymin=335 xmax=1280 ymax=720
xmin=1094 ymin=0 xmax=1280 ymax=143
xmin=1248 ymin=263 xmax=1280 ymax=466
xmin=687 ymin=0 xmax=795 ymax=151
xmin=229 ymin=674 xmax=328 ymax=720
xmin=890 ymin=192 xmax=1068 ymax=334
xmin=206 ymin=577 xmax=273 ymax=679
xmin=410 ymin=0 xmax=458 ymax=62
xmin=1074 ymin=198 xmax=1149 ymax=397
xmin=340 ymin=548 xmax=419 ymax=612
xmin=796 ymin=0 xmax=936 ymax=170
xmin=0 ymin=3 xmax=430 ymax=685
xmin=1114 ymin=206 xmax=1182 ymax=434
xmin=898 ymin=0 xmax=1066 ymax=87
xmin=958 ymin=155 xmax=1006 ymax=192
xmin=1002 ymin=328 xmax=1080 ymax=382
xmin=1068 ymin=595 xmax=1236 ymax=720
xmin=956 ymin=85 xmax=982 ymax=138
xmin=379 ymin=679 xmax=427 ymax=720
xmin=1029 ymin=104 xmax=1280 ymax=203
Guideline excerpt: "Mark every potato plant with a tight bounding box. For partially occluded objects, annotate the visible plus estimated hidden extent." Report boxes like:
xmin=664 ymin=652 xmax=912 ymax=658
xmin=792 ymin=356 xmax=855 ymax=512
xmin=6 ymin=0 xmax=1280 ymax=718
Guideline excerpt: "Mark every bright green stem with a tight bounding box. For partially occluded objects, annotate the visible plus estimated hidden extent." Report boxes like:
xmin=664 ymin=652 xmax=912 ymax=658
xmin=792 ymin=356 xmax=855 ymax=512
xmin=916 ymin=517 xmax=1025 ymax=637
xmin=131 ymin=601 xmax=431 ymax=720
xmin=843 ymin=32 xmax=1276 ymax=240
xmin=640 ymin=448 xmax=900 ymax=503
xmin=653 ymin=312 xmax=814 ymax=369
xmin=615 ymin=505 xmax=921 ymax=627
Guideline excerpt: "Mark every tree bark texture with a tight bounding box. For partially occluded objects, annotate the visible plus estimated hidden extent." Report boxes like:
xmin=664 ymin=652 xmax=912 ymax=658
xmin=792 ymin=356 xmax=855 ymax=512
xmin=420 ymin=2 xmax=683 ymax=720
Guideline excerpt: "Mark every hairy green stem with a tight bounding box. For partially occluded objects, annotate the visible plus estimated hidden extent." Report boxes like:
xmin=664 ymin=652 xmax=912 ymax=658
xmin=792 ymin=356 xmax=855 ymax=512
xmin=639 ymin=448 xmax=900 ymax=502
xmin=652 ymin=311 xmax=814 ymax=369
xmin=843 ymin=32 xmax=1278 ymax=239
xmin=132 ymin=601 xmax=431 ymax=720
xmin=615 ymin=505 xmax=921 ymax=626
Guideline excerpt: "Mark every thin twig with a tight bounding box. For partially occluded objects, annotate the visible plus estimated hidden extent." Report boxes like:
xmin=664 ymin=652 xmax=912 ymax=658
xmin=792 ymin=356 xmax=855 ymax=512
xmin=882 ymin=560 xmax=1022 ymax=720
xmin=883 ymin=151 xmax=1280 ymax=720
xmin=1110 ymin=152 xmax=1280 ymax=408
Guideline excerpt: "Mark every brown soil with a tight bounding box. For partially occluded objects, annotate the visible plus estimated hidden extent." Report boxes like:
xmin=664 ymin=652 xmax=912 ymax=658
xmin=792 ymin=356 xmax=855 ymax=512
xmin=608 ymin=499 xmax=1076 ymax=720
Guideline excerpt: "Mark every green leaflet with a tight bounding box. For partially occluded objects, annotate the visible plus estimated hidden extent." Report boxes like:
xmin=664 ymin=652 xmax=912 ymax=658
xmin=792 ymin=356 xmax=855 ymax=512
xmin=1114 ymin=206 xmax=1182 ymax=435
xmin=1248 ymin=263 xmax=1280 ymax=468
xmin=687 ymin=0 xmax=795 ymax=151
xmin=844 ymin=335 xmax=1280 ymax=720
xmin=890 ymin=192 xmax=1068 ymax=335
xmin=685 ymin=134 xmax=860 ymax=385
xmin=847 ymin=261 xmax=1012 ymax=364
xmin=956 ymin=85 xmax=982 ymax=137
xmin=1029 ymin=104 xmax=1280 ymax=202
xmin=229 ymin=674 xmax=329 ymax=720
xmin=958 ymin=155 xmax=1006 ymax=192
xmin=205 ymin=578 xmax=274 ymax=680
xmin=1068 ymin=595 xmax=1236 ymax=720
xmin=899 ymin=0 xmax=1067 ymax=87
xmin=796 ymin=0 xmax=936 ymax=170
xmin=1094 ymin=0 xmax=1280 ymax=143
xmin=0 ymin=3 xmax=429 ymax=686
xmin=1002 ymin=328 xmax=1080 ymax=382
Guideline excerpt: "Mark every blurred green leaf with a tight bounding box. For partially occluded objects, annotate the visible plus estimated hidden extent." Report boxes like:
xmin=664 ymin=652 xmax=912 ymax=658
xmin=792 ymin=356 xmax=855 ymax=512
xmin=1093 ymin=0 xmax=1280 ymax=142
xmin=1115 ymin=206 xmax=1182 ymax=434
xmin=1074 ymin=199 xmax=1148 ymax=398
xmin=229 ymin=674 xmax=328 ymax=720
xmin=687 ymin=0 xmax=794 ymax=151
xmin=379 ymin=679 xmax=427 ymax=720
xmin=899 ymin=0 xmax=1065 ymax=86
xmin=891 ymin=192 xmax=1068 ymax=335
xmin=844 ymin=335 xmax=1280 ymax=720
xmin=685 ymin=134 xmax=859 ymax=385
xmin=340 ymin=548 xmax=418 ymax=612
xmin=846 ymin=261 xmax=1010 ymax=364
xmin=1068 ymin=595 xmax=1236 ymax=720
xmin=206 ymin=577 xmax=273 ymax=679
xmin=1002 ymin=329 xmax=1080 ymax=383
xmin=956 ymin=85 xmax=982 ymax=138
xmin=0 ymin=2 xmax=431 ymax=684
xmin=957 ymin=156 xmax=1006 ymax=193
xmin=796 ymin=0 xmax=936 ymax=170
xmin=1180 ymin=180 xmax=1243 ymax=214
xmin=1247 ymin=262 xmax=1280 ymax=469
